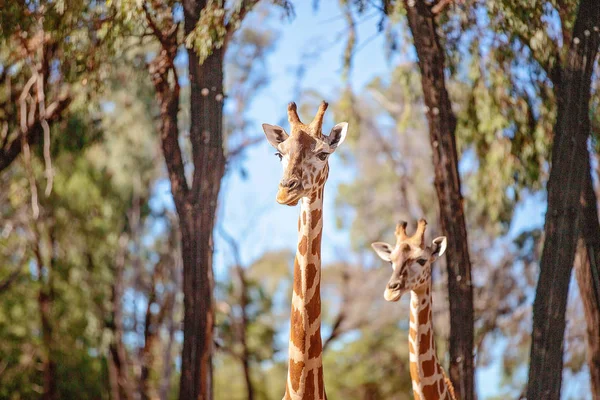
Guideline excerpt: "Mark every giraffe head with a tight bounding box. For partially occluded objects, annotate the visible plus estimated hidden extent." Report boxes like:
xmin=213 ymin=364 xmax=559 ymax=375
xmin=371 ymin=219 xmax=447 ymax=302
xmin=262 ymin=101 xmax=348 ymax=206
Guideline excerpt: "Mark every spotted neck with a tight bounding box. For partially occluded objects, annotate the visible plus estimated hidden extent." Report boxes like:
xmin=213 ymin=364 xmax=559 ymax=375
xmin=408 ymin=281 xmax=456 ymax=400
xmin=284 ymin=186 xmax=326 ymax=400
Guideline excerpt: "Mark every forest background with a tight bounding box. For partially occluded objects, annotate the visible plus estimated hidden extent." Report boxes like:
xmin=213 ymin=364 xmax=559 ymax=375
xmin=0 ymin=0 xmax=599 ymax=399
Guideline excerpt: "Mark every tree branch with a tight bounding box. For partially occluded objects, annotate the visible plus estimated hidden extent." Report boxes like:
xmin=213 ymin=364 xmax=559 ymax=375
xmin=224 ymin=0 xmax=260 ymax=49
xmin=0 ymin=92 xmax=71 ymax=173
xmin=226 ymin=136 xmax=262 ymax=161
xmin=0 ymin=266 xmax=23 ymax=294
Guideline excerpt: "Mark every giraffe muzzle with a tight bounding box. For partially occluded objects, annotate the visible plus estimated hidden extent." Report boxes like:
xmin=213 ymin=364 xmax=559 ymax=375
xmin=384 ymin=278 xmax=405 ymax=302
xmin=276 ymin=178 xmax=305 ymax=206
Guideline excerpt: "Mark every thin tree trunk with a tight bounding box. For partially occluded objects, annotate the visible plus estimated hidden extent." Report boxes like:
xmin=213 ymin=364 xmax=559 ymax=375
xmin=526 ymin=0 xmax=600 ymax=397
xmin=220 ymin=228 xmax=255 ymax=400
xmin=576 ymin=156 xmax=600 ymax=399
xmin=161 ymin=221 xmax=181 ymax=400
xmin=34 ymin=225 xmax=57 ymax=400
xmin=159 ymin=296 xmax=177 ymax=400
xmin=237 ymin=265 xmax=254 ymax=400
xmin=109 ymin=352 xmax=121 ymax=400
xmin=140 ymin=271 xmax=159 ymax=400
xmin=109 ymin=234 xmax=135 ymax=400
xmin=402 ymin=1 xmax=474 ymax=398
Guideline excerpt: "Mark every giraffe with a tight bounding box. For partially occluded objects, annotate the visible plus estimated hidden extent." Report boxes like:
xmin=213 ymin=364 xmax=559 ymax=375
xmin=371 ymin=219 xmax=457 ymax=400
xmin=262 ymin=101 xmax=348 ymax=400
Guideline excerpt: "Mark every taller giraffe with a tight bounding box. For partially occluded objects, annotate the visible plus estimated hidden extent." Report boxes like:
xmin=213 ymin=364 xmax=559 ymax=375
xmin=262 ymin=101 xmax=348 ymax=400
xmin=372 ymin=219 xmax=457 ymax=400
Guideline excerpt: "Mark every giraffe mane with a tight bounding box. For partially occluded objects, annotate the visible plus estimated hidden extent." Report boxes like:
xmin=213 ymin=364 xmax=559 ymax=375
xmin=443 ymin=371 xmax=457 ymax=400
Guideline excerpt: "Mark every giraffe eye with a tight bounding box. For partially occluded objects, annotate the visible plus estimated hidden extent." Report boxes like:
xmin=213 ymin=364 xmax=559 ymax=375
xmin=416 ymin=259 xmax=427 ymax=266
xmin=275 ymin=152 xmax=283 ymax=161
xmin=317 ymin=152 xmax=328 ymax=161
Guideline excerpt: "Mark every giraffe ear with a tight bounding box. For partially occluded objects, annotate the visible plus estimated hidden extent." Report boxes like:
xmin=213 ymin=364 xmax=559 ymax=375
xmin=262 ymin=124 xmax=289 ymax=149
xmin=431 ymin=236 xmax=447 ymax=259
xmin=324 ymin=122 xmax=348 ymax=152
xmin=371 ymin=242 xmax=393 ymax=262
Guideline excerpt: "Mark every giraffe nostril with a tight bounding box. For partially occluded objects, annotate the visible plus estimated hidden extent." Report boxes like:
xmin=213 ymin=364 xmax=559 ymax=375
xmin=288 ymin=179 xmax=299 ymax=190
xmin=388 ymin=281 xmax=401 ymax=291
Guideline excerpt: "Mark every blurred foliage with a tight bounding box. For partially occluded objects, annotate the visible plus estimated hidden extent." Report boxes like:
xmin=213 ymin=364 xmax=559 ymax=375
xmin=332 ymin=65 xmax=438 ymax=250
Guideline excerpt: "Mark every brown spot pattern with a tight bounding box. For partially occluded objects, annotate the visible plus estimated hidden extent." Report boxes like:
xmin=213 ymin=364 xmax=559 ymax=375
xmin=306 ymin=284 xmax=321 ymax=325
xmin=306 ymin=263 xmax=317 ymax=290
xmin=438 ymin=378 xmax=444 ymax=395
xmin=311 ymin=209 xmax=322 ymax=229
xmin=290 ymin=306 xmax=305 ymax=353
xmin=293 ymin=257 xmax=302 ymax=296
xmin=318 ymin=173 xmax=327 ymax=185
xmin=418 ymin=304 xmax=430 ymax=325
xmin=289 ymin=360 xmax=305 ymax=392
xmin=299 ymin=235 xmax=308 ymax=256
xmin=308 ymin=332 xmax=322 ymax=359
xmin=318 ymin=366 xmax=324 ymax=399
xmin=302 ymin=211 xmax=307 ymax=226
xmin=304 ymin=369 xmax=316 ymax=400
xmin=422 ymin=383 xmax=440 ymax=400
xmin=419 ymin=330 xmax=432 ymax=355
xmin=311 ymin=230 xmax=322 ymax=256
xmin=422 ymin=358 xmax=436 ymax=377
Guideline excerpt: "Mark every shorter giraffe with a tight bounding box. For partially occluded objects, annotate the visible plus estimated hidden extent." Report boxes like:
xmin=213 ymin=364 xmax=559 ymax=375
xmin=371 ymin=219 xmax=457 ymax=400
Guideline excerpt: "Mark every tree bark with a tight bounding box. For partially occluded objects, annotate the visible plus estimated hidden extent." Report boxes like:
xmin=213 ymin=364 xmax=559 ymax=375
xmin=108 ymin=234 xmax=135 ymax=400
xmin=526 ymin=0 xmax=600 ymax=397
xmin=34 ymin=225 xmax=57 ymax=400
xmin=178 ymin=2 xmax=226 ymax=399
xmin=402 ymin=1 xmax=474 ymax=399
xmin=575 ymin=241 xmax=600 ymax=400
xmin=140 ymin=270 xmax=159 ymax=400
xmin=576 ymin=156 xmax=600 ymax=400
xmin=236 ymin=265 xmax=254 ymax=400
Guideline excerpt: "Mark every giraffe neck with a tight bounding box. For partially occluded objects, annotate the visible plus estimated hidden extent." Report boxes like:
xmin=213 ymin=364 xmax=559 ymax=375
xmin=284 ymin=187 xmax=326 ymax=400
xmin=408 ymin=281 xmax=455 ymax=400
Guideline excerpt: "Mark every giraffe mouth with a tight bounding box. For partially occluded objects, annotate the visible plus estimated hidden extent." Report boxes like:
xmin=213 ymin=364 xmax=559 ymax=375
xmin=384 ymin=287 xmax=403 ymax=302
xmin=276 ymin=187 xmax=304 ymax=206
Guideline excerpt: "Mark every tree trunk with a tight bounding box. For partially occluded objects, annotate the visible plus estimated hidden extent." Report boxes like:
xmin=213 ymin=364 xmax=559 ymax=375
xmin=402 ymin=1 xmax=474 ymax=399
xmin=108 ymin=234 xmax=135 ymax=400
xmin=178 ymin=3 xmax=226 ymax=399
xmin=146 ymin=0 xmax=250 ymax=397
xmin=159 ymin=294 xmax=177 ymax=400
xmin=161 ymin=224 xmax=180 ymax=400
xmin=147 ymin=1 xmax=226 ymax=398
xmin=237 ymin=265 xmax=254 ymax=400
xmin=576 ymin=155 xmax=600 ymax=399
xmin=526 ymin=0 xmax=600 ymax=397
xmin=575 ymin=241 xmax=600 ymax=400
xmin=140 ymin=273 xmax=159 ymax=400
xmin=34 ymin=226 xmax=57 ymax=400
